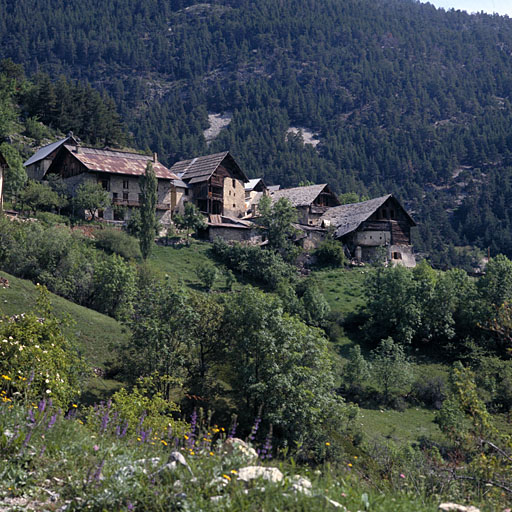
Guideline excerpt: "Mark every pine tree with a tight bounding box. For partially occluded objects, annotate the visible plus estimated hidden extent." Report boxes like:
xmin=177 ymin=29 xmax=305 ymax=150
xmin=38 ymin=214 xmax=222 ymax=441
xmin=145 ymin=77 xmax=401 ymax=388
xmin=139 ymin=161 xmax=157 ymax=260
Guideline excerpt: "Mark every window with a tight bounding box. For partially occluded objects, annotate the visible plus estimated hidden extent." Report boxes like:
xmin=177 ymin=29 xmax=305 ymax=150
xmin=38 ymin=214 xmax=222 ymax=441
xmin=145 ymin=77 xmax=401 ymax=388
xmin=184 ymin=189 xmax=189 ymax=196
xmin=123 ymin=192 xmax=129 ymax=201
xmin=390 ymin=210 xmax=395 ymax=219
xmin=112 ymin=192 xmax=118 ymax=200
xmin=233 ymin=203 xmax=236 ymax=208
xmin=123 ymin=180 xmax=129 ymax=189
xmin=100 ymin=179 xmax=109 ymax=191
xmin=232 ymin=179 xmax=236 ymax=188
xmin=393 ymin=252 xmax=402 ymax=260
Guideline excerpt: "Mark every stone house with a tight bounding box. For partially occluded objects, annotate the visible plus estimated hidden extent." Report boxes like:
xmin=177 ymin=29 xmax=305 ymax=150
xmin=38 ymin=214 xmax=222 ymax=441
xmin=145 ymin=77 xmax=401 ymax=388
xmin=23 ymin=133 xmax=78 ymax=181
xmin=320 ymin=194 xmax=416 ymax=267
xmin=270 ymin=183 xmax=340 ymax=225
xmin=170 ymin=151 xmax=249 ymax=218
xmin=244 ymin=178 xmax=268 ymax=214
xmin=45 ymin=144 xmax=183 ymax=223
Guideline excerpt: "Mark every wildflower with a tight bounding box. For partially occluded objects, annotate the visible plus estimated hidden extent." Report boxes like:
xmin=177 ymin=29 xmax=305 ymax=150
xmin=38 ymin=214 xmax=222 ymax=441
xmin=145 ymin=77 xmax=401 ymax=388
xmin=230 ymin=469 xmax=237 ymax=475
xmin=1 ymin=375 xmax=11 ymax=380
xmin=137 ymin=437 xmax=142 ymax=441
xmin=184 ymin=434 xmax=189 ymax=440
xmin=399 ymin=473 xmax=406 ymax=479
xmin=93 ymin=445 xmax=99 ymax=451
xmin=161 ymin=440 xmax=168 ymax=446
xmin=354 ymin=456 xmax=358 ymax=459
xmin=348 ymin=463 xmax=352 ymax=467
xmin=190 ymin=450 xmax=195 ymax=455
xmin=325 ymin=442 xmax=330 ymax=446
xmin=209 ymin=451 xmax=214 ymax=456
xmin=222 ymin=474 xmax=231 ymax=481
xmin=72 ymin=404 xmax=78 ymax=408
xmin=46 ymin=389 xmax=51 ymax=394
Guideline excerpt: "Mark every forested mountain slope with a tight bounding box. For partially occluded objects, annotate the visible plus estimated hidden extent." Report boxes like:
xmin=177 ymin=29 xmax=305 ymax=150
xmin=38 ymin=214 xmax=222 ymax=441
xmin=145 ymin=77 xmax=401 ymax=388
xmin=2 ymin=0 xmax=512 ymax=260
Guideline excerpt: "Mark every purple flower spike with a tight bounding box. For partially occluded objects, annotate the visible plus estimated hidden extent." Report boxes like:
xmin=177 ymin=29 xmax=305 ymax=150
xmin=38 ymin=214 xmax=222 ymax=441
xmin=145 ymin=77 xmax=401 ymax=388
xmin=47 ymin=414 xmax=57 ymax=430
xmin=38 ymin=399 xmax=46 ymax=413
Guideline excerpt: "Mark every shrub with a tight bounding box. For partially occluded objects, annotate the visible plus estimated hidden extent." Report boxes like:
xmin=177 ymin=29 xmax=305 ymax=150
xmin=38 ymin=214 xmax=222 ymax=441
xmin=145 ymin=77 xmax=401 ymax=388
xmin=35 ymin=211 xmax=70 ymax=226
xmin=211 ymin=239 xmax=294 ymax=289
xmin=0 ymin=285 xmax=88 ymax=407
xmin=94 ymin=227 xmax=141 ymax=260
xmin=412 ymin=376 xmax=446 ymax=409
xmin=314 ymin=239 xmax=346 ymax=267
xmin=195 ymin=264 xmax=218 ymax=291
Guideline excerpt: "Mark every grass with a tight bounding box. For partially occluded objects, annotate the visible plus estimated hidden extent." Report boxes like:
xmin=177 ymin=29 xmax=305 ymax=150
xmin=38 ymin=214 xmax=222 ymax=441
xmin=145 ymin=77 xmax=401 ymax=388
xmin=148 ymin=242 xmax=234 ymax=291
xmin=312 ymin=267 xmax=368 ymax=315
xmin=0 ymin=400 xmax=445 ymax=512
xmin=0 ymin=271 xmax=129 ymax=370
xmin=358 ymin=407 xmax=444 ymax=446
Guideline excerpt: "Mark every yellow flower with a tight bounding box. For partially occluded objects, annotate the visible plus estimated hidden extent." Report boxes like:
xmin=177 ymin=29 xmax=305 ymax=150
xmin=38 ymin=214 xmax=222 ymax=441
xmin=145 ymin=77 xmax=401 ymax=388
xmin=222 ymin=474 xmax=231 ymax=481
xmin=161 ymin=440 xmax=168 ymax=446
xmin=189 ymin=450 xmax=195 ymax=455
xmin=325 ymin=442 xmax=330 ymax=446
xmin=230 ymin=469 xmax=237 ymax=475
xmin=209 ymin=451 xmax=214 ymax=456
xmin=137 ymin=437 xmax=142 ymax=441
xmin=1 ymin=375 xmax=11 ymax=380
xmin=72 ymin=404 xmax=78 ymax=408
xmin=184 ymin=435 xmax=189 ymax=440
xmin=348 ymin=463 xmax=352 ymax=467
xmin=354 ymin=455 xmax=358 ymax=459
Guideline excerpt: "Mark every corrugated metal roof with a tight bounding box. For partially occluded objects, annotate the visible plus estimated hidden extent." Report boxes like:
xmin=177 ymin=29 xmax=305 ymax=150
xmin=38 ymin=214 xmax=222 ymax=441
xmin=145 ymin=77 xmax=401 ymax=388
xmin=320 ymin=195 xmax=415 ymax=237
xmin=24 ymin=137 xmax=72 ymax=167
xmin=64 ymin=146 xmax=179 ymax=180
xmin=270 ymin=184 xmax=328 ymax=207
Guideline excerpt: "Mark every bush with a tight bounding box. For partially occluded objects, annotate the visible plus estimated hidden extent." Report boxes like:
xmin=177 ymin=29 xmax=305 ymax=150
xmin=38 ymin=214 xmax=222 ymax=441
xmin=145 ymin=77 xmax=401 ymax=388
xmin=412 ymin=376 xmax=446 ymax=409
xmin=196 ymin=264 xmax=218 ymax=291
xmin=314 ymin=240 xmax=346 ymax=267
xmin=211 ymin=239 xmax=294 ymax=289
xmin=0 ymin=286 xmax=88 ymax=407
xmin=35 ymin=211 xmax=70 ymax=226
xmin=94 ymin=227 xmax=141 ymax=260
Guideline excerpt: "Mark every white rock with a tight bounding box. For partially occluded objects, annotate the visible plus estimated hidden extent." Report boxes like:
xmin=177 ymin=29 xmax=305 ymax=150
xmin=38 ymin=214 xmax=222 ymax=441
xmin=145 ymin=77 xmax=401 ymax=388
xmin=223 ymin=438 xmax=259 ymax=462
xmin=325 ymin=497 xmax=348 ymax=510
xmin=237 ymin=466 xmax=284 ymax=483
xmin=292 ymin=475 xmax=312 ymax=489
xmin=439 ymin=504 xmax=481 ymax=512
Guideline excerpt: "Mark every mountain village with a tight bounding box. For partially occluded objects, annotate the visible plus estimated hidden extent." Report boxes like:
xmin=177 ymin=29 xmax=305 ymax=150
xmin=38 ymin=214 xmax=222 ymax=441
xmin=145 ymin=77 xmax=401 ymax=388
xmin=9 ymin=136 xmax=417 ymax=266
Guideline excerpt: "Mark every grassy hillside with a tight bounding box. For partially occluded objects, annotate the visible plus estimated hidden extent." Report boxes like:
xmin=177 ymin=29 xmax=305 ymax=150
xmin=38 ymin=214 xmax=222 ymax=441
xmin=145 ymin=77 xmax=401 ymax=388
xmin=0 ymin=271 xmax=129 ymax=369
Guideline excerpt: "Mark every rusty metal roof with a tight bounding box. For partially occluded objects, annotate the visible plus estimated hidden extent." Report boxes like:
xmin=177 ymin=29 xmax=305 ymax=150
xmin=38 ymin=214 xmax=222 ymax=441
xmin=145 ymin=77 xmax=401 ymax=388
xmin=170 ymin=151 xmax=248 ymax=183
xmin=64 ymin=145 xmax=179 ymax=180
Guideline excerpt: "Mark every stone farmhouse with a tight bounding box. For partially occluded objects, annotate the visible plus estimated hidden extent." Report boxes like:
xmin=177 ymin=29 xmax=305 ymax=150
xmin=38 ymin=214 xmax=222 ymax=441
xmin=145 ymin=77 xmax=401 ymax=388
xmin=319 ymin=194 xmax=416 ymax=267
xmin=169 ymin=151 xmax=249 ymax=218
xmin=44 ymin=144 xmax=185 ymax=223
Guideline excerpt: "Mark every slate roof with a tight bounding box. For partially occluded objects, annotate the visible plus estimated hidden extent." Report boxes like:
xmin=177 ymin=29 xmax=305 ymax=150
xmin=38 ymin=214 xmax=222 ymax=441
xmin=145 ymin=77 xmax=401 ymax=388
xmin=169 ymin=151 xmax=248 ymax=183
xmin=320 ymin=194 xmax=416 ymax=238
xmin=62 ymin=146 xmax=179 ymax=180
xmin=267 ymin=185 xmax=281 ymax=192
xmin=270 ymin=184 xmax=329 ymax=207
xmin=24 ymin=136 xmax=76 ymax=167
xmin=245 ymin=178 xmax=267 ymax=191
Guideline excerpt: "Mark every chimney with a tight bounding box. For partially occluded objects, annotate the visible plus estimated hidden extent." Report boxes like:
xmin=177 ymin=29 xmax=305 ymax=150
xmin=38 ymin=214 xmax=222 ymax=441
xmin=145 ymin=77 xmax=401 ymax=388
xmin=153 ymin=152 xmax=158 ymax=163
xmin=75 ymin=144 xmax=80 ymax=154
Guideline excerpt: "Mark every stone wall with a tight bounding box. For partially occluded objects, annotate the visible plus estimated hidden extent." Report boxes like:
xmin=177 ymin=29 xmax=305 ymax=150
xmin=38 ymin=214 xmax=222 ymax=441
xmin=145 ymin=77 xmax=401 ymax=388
xmin=222 ymin=177 xmax=246 ymax=217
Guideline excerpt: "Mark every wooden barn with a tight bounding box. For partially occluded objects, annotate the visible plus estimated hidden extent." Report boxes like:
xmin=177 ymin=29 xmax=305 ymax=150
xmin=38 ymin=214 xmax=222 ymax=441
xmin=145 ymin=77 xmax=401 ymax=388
xmin=320 ymin=194 xmax=416 ymax=266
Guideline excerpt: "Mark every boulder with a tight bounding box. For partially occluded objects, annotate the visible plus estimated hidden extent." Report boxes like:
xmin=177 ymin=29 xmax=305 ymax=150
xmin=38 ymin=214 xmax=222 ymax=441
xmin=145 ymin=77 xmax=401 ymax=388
xmin=237 ymin=466 xmax=284 ymax=483
xmin=439 ymin=504 xmax=481 ymax=512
